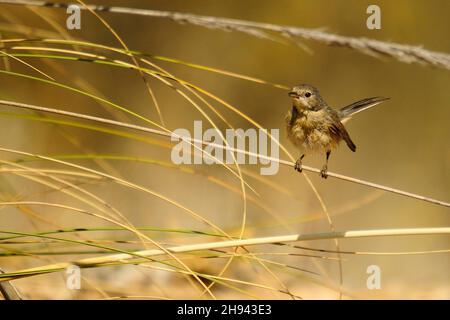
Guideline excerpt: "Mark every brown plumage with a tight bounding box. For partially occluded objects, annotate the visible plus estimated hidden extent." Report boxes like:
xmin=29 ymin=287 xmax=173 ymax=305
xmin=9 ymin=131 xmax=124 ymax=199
xmin=286 ymin=84 xmax=389 ymax=178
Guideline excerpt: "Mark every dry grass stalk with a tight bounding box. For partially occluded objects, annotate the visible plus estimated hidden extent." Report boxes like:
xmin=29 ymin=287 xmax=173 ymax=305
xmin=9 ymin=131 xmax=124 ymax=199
xmin=1 ymin=0 xmax=449 ymax=70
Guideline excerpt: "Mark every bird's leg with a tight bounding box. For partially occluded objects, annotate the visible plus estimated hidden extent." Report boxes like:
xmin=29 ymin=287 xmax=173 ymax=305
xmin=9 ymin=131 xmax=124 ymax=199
xmin=294 ymin=154 xmax=305 ymax=172
xmin=320 ymin=150 xmax=331 ymax=179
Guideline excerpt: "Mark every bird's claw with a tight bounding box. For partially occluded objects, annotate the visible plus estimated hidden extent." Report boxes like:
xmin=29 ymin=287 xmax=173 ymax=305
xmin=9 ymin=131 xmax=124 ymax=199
xmin=294 ymin=158 xmax=303 ymax=173
xmin=320 ymin=165 xmax=328 ymax=179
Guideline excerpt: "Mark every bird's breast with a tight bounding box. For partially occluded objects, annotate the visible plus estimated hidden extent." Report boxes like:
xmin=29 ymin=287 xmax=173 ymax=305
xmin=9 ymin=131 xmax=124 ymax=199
xmin=286 ymin=109 xmax=340 ymax=152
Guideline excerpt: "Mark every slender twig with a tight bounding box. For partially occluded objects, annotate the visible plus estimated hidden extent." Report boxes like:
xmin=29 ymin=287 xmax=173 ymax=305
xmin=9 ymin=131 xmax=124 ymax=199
xmin=1 ymin=0 xmax=449 ymax=70
xmin=0 ymin=99 xmax=449 ymax=208
xmin=0 ymin=227 xmax=449 ymax=282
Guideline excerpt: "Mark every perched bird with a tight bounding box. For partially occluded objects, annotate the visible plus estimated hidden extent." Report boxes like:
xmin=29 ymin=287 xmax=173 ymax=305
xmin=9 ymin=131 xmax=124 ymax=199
xmin=286 ymin=84 xmax=389 ymax=178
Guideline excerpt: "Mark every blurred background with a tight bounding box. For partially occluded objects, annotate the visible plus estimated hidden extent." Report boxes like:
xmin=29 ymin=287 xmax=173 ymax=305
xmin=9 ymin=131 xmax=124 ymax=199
xmin=0 ymin=0 xmax=448 ymax=299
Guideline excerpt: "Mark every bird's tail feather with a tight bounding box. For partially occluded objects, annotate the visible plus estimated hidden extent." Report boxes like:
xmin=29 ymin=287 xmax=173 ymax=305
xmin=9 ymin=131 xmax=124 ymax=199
xmin=342 ymin=130 xmax=356 ymax=152
xmin=340 ymin=97 xmax=389 ymax=119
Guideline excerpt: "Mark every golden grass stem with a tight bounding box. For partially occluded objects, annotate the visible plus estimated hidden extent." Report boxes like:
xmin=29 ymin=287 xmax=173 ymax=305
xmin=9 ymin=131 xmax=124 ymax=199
xmin=1 ymin=99 xmax=448 ymax=208
xmin=1 ymin=227 xmax=448 ymax=282
xmin=1 ymin=0 xmax=449 ymax=70
xmin=0 ymin=268 xmax=22 ymax=299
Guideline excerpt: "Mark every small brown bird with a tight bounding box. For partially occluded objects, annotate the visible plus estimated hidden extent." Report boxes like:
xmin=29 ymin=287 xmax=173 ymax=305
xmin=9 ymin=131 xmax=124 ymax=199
xmin=286 ymin=84 xmax=389 ymax=178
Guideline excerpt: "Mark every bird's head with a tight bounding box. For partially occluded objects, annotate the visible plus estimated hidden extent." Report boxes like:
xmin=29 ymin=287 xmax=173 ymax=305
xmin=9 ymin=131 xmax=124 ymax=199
xmin=288 ymin=84 xmax=324 ymax=111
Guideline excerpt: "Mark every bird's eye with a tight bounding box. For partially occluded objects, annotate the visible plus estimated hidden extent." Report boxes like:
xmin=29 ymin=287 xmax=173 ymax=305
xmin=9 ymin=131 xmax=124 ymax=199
xmin=305 ymin=92 xmax=312 ymax=98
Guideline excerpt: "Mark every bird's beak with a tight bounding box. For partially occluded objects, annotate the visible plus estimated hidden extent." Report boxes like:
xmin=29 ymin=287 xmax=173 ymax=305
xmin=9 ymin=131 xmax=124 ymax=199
xmin=288 ymin=91 xmax=298 ymax=98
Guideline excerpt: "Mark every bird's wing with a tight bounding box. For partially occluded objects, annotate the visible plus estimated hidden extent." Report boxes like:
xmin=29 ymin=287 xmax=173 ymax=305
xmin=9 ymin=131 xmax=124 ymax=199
xmin=329 ymin=113 xmax=357 ymax=152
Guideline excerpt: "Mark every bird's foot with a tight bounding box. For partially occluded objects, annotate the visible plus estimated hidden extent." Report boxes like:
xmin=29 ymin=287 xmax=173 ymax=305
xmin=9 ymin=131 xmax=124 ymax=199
xmin=320 ymin=165 xmax=328 ymax=179
xmin=294 ymin=158 xmax=303 ymax=173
